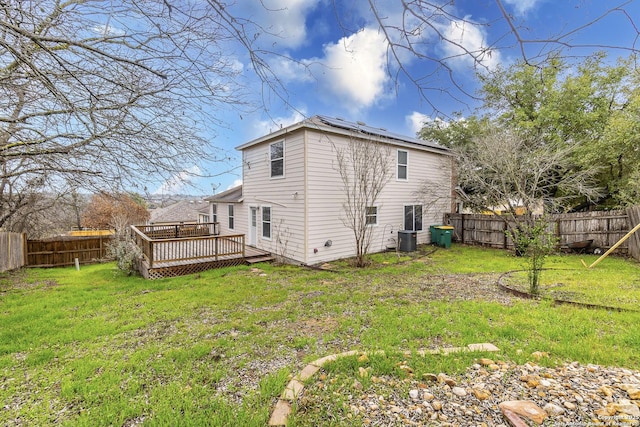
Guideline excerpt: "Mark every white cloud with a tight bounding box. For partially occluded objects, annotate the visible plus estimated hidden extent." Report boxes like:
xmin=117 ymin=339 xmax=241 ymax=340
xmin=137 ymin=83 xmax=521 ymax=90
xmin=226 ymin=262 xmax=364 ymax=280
xmin=269 ymin=28 xmax=391 ymax=113
xmin=440 ymin=19 xmax=501 ymax=71
xmin=243 ymin=0 xmax=320 ymax=49
xmin=269 ymin=27 xmax=391 ymax=112
xmin=269 ymin=55 xmax=314 ymax=83
xmin=406 ymin=112 xmax=455 ymax=136
xmin=318 ymin=28 xmax=390 ymax=109
xmin=226 ymin=179 xmax=243 ymax=190
xmin=252 ymin=110 xmax=307 ymax=138
xmin=407 ymin=112 xmax=431 ymax=135
xmin=153 ymin=166 xmax=202 ymax=195
xmin=502 ymin=0 xmax=543 ymax=16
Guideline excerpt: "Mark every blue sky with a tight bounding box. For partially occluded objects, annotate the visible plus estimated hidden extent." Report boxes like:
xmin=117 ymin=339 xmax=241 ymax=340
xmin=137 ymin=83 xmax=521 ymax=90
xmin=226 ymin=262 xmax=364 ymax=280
xmin=153 ymin=0 xmax=640 ymax=196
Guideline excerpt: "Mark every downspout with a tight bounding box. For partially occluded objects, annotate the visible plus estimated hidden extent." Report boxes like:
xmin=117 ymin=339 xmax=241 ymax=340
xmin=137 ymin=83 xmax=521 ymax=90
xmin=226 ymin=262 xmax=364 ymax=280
xmin=303 ymin=128 xmax=309 ymax=264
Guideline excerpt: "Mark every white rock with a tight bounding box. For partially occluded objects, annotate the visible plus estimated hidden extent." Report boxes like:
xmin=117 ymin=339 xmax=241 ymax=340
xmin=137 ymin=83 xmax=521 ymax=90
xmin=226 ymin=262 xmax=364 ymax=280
xmin=452 ymin=386 xmax=467 ymax=397
xmin=543 ymin=402 xmax=564 ymax=416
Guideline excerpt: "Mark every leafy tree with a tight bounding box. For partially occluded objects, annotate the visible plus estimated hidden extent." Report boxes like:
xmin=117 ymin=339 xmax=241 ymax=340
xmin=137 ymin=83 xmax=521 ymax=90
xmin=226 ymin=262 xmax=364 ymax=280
xmin=422 ymin=55 xmax=640 ymax=210
xmin=418 ymin=114 xmax=490 ymax=150
xmin=82 ymin=193 xmax=149 ymax=230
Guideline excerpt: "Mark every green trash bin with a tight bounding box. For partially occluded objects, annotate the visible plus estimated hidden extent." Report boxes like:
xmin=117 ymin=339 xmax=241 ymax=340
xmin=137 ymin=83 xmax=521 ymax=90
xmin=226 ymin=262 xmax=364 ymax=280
xmin=429 ymin=225 xmax=441 ymax=244
xmin=435 ymin=225 xmax=454 ymax=249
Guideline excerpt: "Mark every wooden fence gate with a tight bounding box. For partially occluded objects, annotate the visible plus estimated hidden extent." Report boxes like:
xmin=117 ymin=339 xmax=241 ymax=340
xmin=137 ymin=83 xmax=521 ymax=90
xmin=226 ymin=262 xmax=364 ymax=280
xmin=0 ymin=232 xmax=27 ymax=272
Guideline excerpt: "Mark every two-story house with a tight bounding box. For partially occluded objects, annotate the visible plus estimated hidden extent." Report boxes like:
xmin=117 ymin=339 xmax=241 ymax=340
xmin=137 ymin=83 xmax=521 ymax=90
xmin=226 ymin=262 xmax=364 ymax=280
xmin=207 ymin=115 xmax=454 ymax=265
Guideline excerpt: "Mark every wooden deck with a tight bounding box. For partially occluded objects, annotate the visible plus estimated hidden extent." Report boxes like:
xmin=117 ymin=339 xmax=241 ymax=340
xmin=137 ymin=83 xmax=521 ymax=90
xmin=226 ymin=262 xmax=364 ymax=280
xmin=131 ymin=223 xmax=274 ymax=279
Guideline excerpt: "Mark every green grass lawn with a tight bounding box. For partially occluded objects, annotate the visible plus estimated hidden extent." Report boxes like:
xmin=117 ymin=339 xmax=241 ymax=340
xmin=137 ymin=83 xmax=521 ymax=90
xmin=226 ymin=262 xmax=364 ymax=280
xmin=1 ymin=245 xmax=639 ymax=426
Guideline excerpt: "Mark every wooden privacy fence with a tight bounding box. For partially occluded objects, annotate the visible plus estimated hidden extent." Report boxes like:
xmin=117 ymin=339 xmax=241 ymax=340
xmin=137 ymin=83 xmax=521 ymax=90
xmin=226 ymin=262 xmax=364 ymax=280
xmin=27 ymin=236 xmax=112 ymax=268
xmin=0 ymin=232 xmax=27 ymax=272
xmin=444 ymin=206 xmax=640 ymax=260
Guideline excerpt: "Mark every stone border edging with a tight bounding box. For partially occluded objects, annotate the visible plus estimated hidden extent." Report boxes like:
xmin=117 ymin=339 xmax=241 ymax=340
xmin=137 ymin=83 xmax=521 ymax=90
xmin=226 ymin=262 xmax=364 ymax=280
xmin=268 ymin=342 xmax=500 ymax=426
xmin=497 ymin=270 xmax=639 ymax=313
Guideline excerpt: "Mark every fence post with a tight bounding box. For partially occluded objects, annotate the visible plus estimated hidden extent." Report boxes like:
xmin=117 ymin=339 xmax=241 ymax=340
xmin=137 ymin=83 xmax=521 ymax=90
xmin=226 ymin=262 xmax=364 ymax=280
xmin=627 ymin=206 xmax=640 ymax=262
xmin=22 ymin=233 xmax=28 ymax=267
xmin=503 ymin=221 xmax=508 ymax=250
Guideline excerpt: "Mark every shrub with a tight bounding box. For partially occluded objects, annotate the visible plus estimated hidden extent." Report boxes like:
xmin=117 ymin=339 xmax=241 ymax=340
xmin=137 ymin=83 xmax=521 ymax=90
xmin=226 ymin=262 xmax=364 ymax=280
xmin=508 ymin=218 xmax=558 ymax=294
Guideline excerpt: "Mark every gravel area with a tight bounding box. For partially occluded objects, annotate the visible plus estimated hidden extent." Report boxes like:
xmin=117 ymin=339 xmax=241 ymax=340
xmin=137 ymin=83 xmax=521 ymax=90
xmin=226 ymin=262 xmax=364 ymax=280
xmin=297 ymin=356 xmax=640 ymax=426
xmin=288 ymin=267 xmax=640 ymax=426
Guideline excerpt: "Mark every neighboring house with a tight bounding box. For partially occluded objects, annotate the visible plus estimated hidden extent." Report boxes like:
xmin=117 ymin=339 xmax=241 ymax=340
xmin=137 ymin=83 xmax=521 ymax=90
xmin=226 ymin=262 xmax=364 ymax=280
xmin=205 ymin=185 xmax=243 ymax=231
xmin=207 ymin=115 xmax=455 ymax=265
xmin=149 ymin=200 xmax=211 ymax=225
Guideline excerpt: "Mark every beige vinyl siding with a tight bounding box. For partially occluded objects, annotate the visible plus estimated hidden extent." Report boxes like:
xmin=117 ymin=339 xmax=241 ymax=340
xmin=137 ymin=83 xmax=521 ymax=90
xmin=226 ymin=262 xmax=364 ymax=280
xmin=241 ymin=130 xmax=306 ymax=261
xmin=213 ymin=202 xmax=246 ymax=236
xmin=305 ymin=131 xmax=352 ymax=264
xmin=305 ymin=130 xmax=453 ymax=264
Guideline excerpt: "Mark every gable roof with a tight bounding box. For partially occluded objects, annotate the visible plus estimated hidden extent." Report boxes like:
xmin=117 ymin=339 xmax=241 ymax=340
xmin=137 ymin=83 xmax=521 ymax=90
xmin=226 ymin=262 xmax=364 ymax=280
xmin=149 ymin=200 xmax=209 ymax=224
xmin=236 ymin=115 xmax=450 ymax=155
xmin=205 ymin=185 xmax=243 ymax=203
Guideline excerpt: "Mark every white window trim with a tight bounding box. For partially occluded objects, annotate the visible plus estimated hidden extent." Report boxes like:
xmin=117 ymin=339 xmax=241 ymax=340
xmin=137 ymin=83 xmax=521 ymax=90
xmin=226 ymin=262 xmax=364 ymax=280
xmin=365 ymin=205 xmax=379 ymax=226
xmin=397 ymin=149 xmax=408 ymax=181
xmin=403 ymin=204 xmax=423 ymax=232
xmin=270 ymin=140 xmax=285 ymax=179
xmin=228 ymin=204 xmax=235 ymax=230
xmin=211 ymin=204 xmax=217 ymax=223
xmin=262 ymin=206 xmax=272 ymax=240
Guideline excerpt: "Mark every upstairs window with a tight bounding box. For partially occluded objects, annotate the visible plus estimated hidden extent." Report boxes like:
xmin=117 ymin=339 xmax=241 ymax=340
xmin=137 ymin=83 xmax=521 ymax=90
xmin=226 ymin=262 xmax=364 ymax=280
xmin=404 ymin=205 xmax=422 ymax=231
xmin=211 ymin=204 xmax=217 ymax=222
xmin=365 ymin=206 xmax=378 ymax=225
xmin=262 ymin=207 xmax=271 ymax=239
xmin=397 ymin=150 xmax=408 ymax=180
xmin=270 ymin=141 xmax=284 ymax=178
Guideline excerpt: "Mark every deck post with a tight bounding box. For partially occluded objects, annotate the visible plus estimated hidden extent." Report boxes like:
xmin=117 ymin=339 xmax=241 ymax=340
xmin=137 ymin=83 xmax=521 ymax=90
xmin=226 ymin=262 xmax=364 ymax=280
xmin=215 ymin=237 xmax=218 ymax=261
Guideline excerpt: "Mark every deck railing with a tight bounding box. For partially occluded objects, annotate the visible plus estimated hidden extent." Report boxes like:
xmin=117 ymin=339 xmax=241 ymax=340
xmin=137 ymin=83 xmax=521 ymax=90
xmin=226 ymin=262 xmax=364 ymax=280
xmin=130 ymin=223 xmax=244 ymax=268
xmin=135 ymin=222 xmax=219 ymax=239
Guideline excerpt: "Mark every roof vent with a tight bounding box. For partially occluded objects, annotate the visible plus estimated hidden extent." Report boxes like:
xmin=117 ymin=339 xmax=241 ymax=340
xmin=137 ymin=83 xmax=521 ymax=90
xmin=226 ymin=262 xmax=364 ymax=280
xmin=357 ymin=121 xmax=366 ymax=126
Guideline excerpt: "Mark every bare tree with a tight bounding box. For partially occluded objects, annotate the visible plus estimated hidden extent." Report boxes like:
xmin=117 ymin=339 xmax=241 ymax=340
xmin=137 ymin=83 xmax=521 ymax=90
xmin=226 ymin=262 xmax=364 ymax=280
xmin=458 ymin=129 xmax=602 ymax=221
xmin=7 ymin=191 xmax=89 ymax=238
xmin=3 ymin=1 xmax=639 ymax=234
xmin=457 ymin=129 xmax=602 ymax=292
xmin=334 ymin=137 xmax=392 ymax=267
xmin=0 ymin=1 xmax=284 ymax=230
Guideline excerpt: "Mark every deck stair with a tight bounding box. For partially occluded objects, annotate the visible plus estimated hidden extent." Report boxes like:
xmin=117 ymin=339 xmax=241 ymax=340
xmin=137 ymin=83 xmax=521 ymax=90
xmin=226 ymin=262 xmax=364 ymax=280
xmin=246 ymin=254 xmax=276 ymax=264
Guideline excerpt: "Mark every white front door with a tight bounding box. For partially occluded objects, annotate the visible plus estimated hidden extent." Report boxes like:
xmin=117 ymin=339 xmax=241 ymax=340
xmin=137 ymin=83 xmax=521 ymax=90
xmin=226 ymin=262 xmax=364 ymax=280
xmin=249 ymin=207 xmax=257 ymax=246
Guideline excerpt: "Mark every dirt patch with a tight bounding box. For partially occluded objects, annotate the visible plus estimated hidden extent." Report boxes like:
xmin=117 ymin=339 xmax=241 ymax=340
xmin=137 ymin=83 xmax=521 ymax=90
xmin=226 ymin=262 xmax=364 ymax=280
xmin=0 ymin=269 xmax=58 ymax=292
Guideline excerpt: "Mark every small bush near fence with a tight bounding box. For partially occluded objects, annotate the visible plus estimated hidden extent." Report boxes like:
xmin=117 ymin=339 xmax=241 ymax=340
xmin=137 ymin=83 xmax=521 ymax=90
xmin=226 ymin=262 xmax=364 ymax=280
xmin=0 ymin=232 xmax=26 ymax=272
